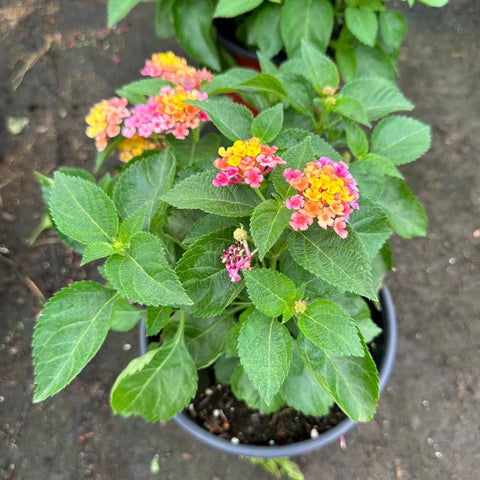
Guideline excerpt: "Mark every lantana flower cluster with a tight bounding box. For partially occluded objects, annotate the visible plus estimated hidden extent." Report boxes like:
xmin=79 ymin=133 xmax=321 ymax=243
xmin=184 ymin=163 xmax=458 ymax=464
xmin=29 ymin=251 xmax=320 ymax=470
xmin=212 ymin=138 xmax=286 ymax=189
xmin=84 ymin=53 xmax=211 ymax=162
xmin=141 ymin=51 xmax=212 ymax=88
xmin=284 ymin=157 xmax=359 ymax=238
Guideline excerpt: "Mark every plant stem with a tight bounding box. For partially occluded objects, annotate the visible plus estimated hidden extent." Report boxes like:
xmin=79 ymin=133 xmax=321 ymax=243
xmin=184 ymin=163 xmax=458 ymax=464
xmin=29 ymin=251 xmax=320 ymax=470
xmin=254 ymin=188 xmax=266 ymax=202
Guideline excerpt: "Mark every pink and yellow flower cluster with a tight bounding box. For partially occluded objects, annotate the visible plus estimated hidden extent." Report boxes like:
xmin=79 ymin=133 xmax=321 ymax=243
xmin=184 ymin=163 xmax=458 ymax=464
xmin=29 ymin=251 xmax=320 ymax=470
xmin=284 ymin=157 xmax=359 ymax=238
xmin=141 ymin=51 xmax=212 ymax=88
xmin=85 ymin=53 xmax=211 ymax=162
xmin=212 ymin=138 xmax=286 ymax=189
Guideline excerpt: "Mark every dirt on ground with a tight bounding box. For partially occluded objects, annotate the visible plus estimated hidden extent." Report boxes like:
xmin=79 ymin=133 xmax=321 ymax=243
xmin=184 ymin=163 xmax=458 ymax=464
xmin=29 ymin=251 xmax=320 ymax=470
xmin=0 ymin=0 xmax=479 ymax=479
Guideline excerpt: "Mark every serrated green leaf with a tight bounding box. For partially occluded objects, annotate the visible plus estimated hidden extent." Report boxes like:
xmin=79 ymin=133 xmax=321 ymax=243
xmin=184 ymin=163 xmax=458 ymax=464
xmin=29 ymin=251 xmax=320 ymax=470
xmin=331 ymin=97 xmax=370 ymax=126
xmin=280 ymin=345 xmax=332 ymax=416
xmin=204 ymin=68 xmax=258 ymax=95
xmin=273 ymin=137 xmax=315 ymax=197
xmin=108 ymin=0 xmax=143 ymax=26
xmin=176 ymin=228 xmax=245 ymax=317
xmin=184 ymin=214 xmax=243 ymax=245
xmin=379 ymin=11 xmax=407 ymax=50
xmin=118 ymin=205 xmax=147 ymax=244
xmin=94 ymin=136 xmax=123 ymax=173
xmin=349 ymin=200 xmax=392 ymax=259
xmin=81 ymin=242 xmax=118 ymax=265
xmin=189 ymin=97 xmax=253 ymax=141
xmin=277 ymin=73 xmax=316 ymax=116
xmin=298 ymin=300 xmax=363 ymax=356
xmin=163 ymin=170 xmax=260 ymax=217
xmin=116 ymin=79 xmax=173 ymax=100
xmin=110 ymin=297 xmax=144 ymax=332
xmin=378 ymin=177 xmax=427 ymax=238
xmin=153 ymin=0 xmax=175 ymax=38
xmin=336 ymin=44 xmax=357 ymax=83
xmin=225 ymin=325 xmax=240 ymax=357
xmin=250 ymin=200 xmax=291 ymax=260
xmin=215 ymin=355 xmax=239 ymax=384
xmin=113 ymin=150 xmax=176 ymax=227
xmin=345 ymin=6 xmax=378 ymax=47
xmin=145 ymin=306 xmax=172 ymax=336
xmin=50 ymin=172 xmax=118 ymax=244
xmin=172 ymin=0 xmax=221 ymax=71
xmin=353 ymin=45 xmax=395 ymax=81
xmin=244 ymin=269 xmax=297 ymax=317
xmin=231 ymin=365 xmax=283 ymax=413
xmin=344 ymin=121 xmax=369 ymax=158
xmin=371 ymin=115 xmax=431 ymax=165
xmin=214 ymin=0 xmax=263 ymax=17
xmin=301 ymin=40 xmax=339 ymax=93
xmin=111 ymin=323 xmax=198 ymax=421
xmin=167 ymin=133 xmax=221 ymax=169
xmin=33 ymin=281 xmax=118 ymax=402
xmin=105 ymin=232 xmax=192 ymax=307
xmin=251 ymin=104 xmax=284 ymax=143
xmin=298 ymin=333 xmax=379 ymax=421
xmin=238 ymin=311 xmax=292 ymax=404
xmin=287 ymin=226 xmax=376 ymax=299
xmin=281 ymin=0 xmax=334 ymax=57
xmin=341 ymin=77 xmax=413 ymax=122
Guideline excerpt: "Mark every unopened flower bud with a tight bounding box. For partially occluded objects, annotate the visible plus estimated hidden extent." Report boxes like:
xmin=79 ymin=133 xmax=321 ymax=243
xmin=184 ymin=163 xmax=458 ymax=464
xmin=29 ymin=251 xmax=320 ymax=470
xmin=322 ymin=86 xmax=337 ymax=96
xmin=294 ymin=300 xmax=307 ymax=314
xmin=325 ymin=96 xmax=337 ymax=106
xmin=233 ymin=227 xmax=248 ymax=242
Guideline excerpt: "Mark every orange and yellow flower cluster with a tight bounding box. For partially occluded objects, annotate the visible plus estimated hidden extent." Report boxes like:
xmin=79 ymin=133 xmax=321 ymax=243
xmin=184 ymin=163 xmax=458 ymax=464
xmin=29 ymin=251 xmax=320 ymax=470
xmin=212 ymin=138 xmax=286 ymax=189
xmin=284 ymin=157 xmax=359 ymax=238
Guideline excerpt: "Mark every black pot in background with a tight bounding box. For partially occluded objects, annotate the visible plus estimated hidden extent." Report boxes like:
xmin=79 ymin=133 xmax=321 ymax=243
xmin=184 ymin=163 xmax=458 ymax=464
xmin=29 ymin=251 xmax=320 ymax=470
xmin=138 ymin=287 xmax=397 ymax=458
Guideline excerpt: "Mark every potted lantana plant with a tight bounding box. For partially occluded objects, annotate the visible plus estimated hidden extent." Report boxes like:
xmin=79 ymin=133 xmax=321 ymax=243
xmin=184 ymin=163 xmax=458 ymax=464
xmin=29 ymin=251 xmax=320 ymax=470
xmin=32 ymin=44 xmax=429 ymax=458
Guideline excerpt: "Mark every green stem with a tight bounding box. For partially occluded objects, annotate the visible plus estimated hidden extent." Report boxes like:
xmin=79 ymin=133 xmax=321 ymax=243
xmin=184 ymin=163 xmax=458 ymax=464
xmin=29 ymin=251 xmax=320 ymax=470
xmin=191 ymin=126 xmax=200 ymax=143
xmin=162 ymin=232 xmax=188 ymax=250
xmin=254 ymin=188 xmax=266 ymax=202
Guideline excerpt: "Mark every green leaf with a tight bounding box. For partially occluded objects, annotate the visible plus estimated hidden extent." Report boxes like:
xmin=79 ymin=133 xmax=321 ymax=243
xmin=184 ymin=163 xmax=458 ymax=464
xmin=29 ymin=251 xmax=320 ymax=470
xmin=238 ymin=311 xmax=292 ymax=404
xmin=378 ymin=177 xmax=427 ymax=238
xmin=281 ymin=0 xmax=334 ymax=57
xmin=273 ymin=137 xmax=315 ymax=198
xmin=280 ymin=345 xmax=332 ymax=416
xmin=335 ymin=44 xmax=357 ymax=84
xmin=184 ymin=214 xmax=243 ymax=245
xmin=331 ymin=97 xmax=370 ymax=126
xmin=167 ymin=133 xmax=220 ymax=169
xmin=167 ymin=314 xmax=236 ymax=368
xmin=250 ymin=200 xmax=291 ymax=260
xmin=163 ymin=170 xmax=260 ymax=217
xmin=176 ymin=228 xmax=245 ymax=317
xmin=94 ymin=136 xmax=123 ymax=173
xmin=33 ymin=281 xmax=118 ymax=402
xmin=153 ymin=0 xmax=175 ymax=38
xmin=225 ymin=326 xmax=240 ymax=357
xmin=371 ymin=115 xmax=431 ymax=165
xmin=287 ymin=226 xmax=376 ymax=299
xmin=251 ymin=104 xmax=284 ymax=143
xmin=204 ymin=68 xmax=258 ymax=95
xmin=81 ymin=242 xmax=118 ymax=265
xmin=50 ymin=172 xmax=118 ymax=244
xmin=349 ymin=200 xmax=392 ymax=259
xmin=110 ymin=298 xmax=144 ymax=332
xmin=113 ymin=150 xmax=176 ymax=227
xmin=353 ymin=45 xmax=395 ymax=81
xmin=118 ymin=205 xmax=147 ymax=244
xmin=105 ymin=232 xmax=192 ymax=307
xmin=257 ymin=52 xmax=279 ymax=75
xmin=111 ymin=323 xmax=198 ymax=421
xmin=418 ymin=0 xmax=449 ymax=7
xmin=301 ymin=40 xmax=339 ymax=93
xmin=330 ymin=294 xmax=381 ymax=344
xmin=244 ymin=269 xmax=297 ymax=317
xmin=214 ymin=0 xmax=263 ymax=17
xmin=172 ymin=0 xmax=221 ymax=71
xmin=277 ymin=73 xmax=316 ymax=116
xmin=231 ymin=365 xmax=283 ymax=413
xmin=344 ymin=121 xmax=368 ymax=158
xmin=345 ymin=6 xmax=378 ymax=47
xmin=145 ymin=306 xmax=172 ymax=336
xmin=299 ymin=300 xmax=363 ymax=356
xmin=379 ymin=11 xmax=407 ymax=50
xmin=116 ymin=79 xmax=173 ymax=100
xmin=108 ymin=0 xmax=143 ymax=26
xmin=189 ymin=97 xmax=253 ymax=142
xmin=231 ymin=74 xmax=288 ymax=98
xmin=341 ymin=77 xmax=413 ymax=122
xmin=298 ymin=333 xmax=379 ymax=421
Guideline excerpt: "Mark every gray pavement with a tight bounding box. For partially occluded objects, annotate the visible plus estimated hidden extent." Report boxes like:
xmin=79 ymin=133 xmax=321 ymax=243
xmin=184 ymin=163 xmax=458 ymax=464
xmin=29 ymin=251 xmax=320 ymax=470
xmin=0 ymin=0 xmax=479 ymax=479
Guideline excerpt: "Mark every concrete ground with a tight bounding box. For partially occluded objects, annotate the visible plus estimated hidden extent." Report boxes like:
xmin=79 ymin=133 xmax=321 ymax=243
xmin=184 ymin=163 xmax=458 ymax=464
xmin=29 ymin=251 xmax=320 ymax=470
xmin=0 ymin=0 xmax=479 ymax=478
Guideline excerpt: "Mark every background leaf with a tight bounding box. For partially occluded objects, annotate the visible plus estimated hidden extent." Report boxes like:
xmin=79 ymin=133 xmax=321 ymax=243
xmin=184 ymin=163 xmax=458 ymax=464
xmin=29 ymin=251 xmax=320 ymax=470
xmin=345 ymin=6 xmax=378 ymax=47
xmin=301 ymin=40 xmax=339 ymax=93
xmin=251 ymin=104 xmax=284 ymax=143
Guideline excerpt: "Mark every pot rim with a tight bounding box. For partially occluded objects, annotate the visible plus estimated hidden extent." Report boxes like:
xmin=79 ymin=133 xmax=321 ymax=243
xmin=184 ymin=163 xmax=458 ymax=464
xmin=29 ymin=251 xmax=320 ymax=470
xmin=139 ymin=286 xmax=397 ymax=458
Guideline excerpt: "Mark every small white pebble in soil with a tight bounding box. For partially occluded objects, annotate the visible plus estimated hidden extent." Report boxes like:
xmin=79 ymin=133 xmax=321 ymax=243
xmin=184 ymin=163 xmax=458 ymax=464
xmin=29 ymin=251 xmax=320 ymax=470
xmin=230 ymin=437 xmax=240 ymax=445
xmin=213 ymin=409 xmax=221 ymax=418
xmin=205 ymin=388 xmax=214 ymax=396
xmin=422 ymin=400 xmax=430 ymax=408
xmin=310 ymin=428 xmax=319 ymax=439
xmin=0 ymin=396 xmax=4 ymax=403
xmin=268 ymin=439 xmax=275 ymax=446
xmin=435 ymin=451 xmax=443 ymax=459
xmin=188 ymin=403 xmax=195 ymax=411
xmin=449 ymin=257 xmax=457 ymax=264
xmin=426 ymin=437 xmax=434 ymax=445
xmin=122 ymin=343 xmax=132 ymax=351
xmin=473 ymin=229 xmax=480 ymax=238
xmin=230 ymin=407 xmax=235 ymax=413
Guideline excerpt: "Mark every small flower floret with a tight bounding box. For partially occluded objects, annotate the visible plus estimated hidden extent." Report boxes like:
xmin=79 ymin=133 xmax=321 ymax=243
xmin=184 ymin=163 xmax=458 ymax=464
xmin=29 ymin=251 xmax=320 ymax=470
xmin=284 ymin=157 xmax=359 ymax=238
xmin=213 ymin=138 xmax=286 ymax=189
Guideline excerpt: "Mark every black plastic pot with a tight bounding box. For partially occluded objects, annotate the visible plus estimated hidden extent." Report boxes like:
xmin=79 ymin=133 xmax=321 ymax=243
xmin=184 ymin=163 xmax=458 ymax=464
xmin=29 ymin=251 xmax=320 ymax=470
xmin=138 ymin=287 xmax=397 ymax=458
